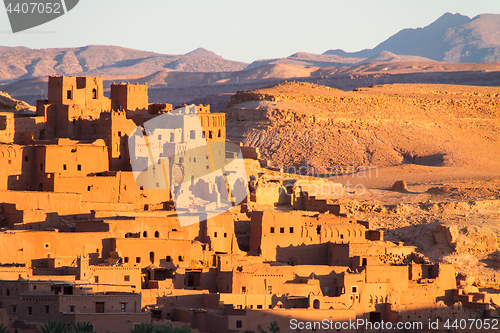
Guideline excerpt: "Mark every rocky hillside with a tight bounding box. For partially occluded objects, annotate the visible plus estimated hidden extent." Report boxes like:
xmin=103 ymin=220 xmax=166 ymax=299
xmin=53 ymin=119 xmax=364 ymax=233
xmin=222 ymin=82 xmax=500 ymax=173
xmin=0 ymin=91 xmax=35 ymax=112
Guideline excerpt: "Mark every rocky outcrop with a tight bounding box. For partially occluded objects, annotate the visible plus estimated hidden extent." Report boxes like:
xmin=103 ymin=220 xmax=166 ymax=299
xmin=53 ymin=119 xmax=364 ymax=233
xmin=0 ymin=91 xmax=35 ymax=112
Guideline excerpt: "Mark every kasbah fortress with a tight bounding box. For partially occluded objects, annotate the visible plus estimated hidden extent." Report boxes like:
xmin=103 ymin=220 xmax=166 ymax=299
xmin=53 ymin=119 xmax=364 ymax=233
xmin=0 ymin=75 xmax=496 ymax=333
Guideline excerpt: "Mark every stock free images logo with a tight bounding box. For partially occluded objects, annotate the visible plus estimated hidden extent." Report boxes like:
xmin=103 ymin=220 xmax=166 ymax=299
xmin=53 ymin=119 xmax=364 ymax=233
xmin=129 ymin=105 xmax=248 ymax=227
xmin=4 ymin=0 xmax=78 ymax=32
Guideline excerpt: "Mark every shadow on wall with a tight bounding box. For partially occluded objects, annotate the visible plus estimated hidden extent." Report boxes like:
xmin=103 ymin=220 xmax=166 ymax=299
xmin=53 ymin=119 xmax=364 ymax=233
xmin=151 ymin=297 xmax=489 ymax=333
xmin=276 ymin=243 xmax=329 ymax=266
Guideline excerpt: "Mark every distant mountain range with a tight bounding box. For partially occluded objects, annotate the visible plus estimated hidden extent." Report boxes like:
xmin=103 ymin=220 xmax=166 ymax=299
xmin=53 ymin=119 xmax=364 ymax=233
xmin=0 ymin=45 xmax=247 ymax=83
xmin=1 ymin=12 xmax=500 ymax=109
xmin=0 ymin=13 xmax=499 ymax=85
xmin=324 ymin=13 xmax=500 ymax=63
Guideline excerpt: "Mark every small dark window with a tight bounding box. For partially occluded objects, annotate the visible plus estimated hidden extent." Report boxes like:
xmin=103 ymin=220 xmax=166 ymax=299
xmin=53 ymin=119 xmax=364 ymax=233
xmin=24 ymin=156 xmax=28 ymax=162
xmin=136 ymin=257 xmax=141 ymax=263
xmin=45 ymin=305 xmax=49 ymax=313
xmin=77 ymin=164 xmax=81 ymax=171
xmin=178 ymin=256 xmax=184 ymax=262
xmin=92 ymin=88 xmax=97 ymax=99
xmin=63 ymin=164 xmax=67 ymax=170
xmin=143 ymin=231 xmax=148 ymax=237
xmin=270 ymin=227 xmax=274 ymax=233
xmin=124 ymin=275 xmax=130 ymax=282
xmin=12 ymin=306 xmax=16 ymax=313
xmin=317 ymin=225 xmax=321 ymax=235
xmin=280 ymin=227 xmax=284 ymax=233
xmin=124 ymin=257 xmax=129 ymax=263
xmin=190 ymin=130 xmax=196 ymax=139
xmin=257 ymin=305 xmax=263 ymax=309
xmin=140 ymin=186 xmax=144 ymax=191
xmin=224 ymin=232 xmax=227 ymax=238
xmin=95 ymin=302 xmax=104 ymax=313
xmin=242 ymin=286 xmax=246 ymax=293
xmin=214 ymin=232 xmax=217 ymax=237
xmin=28 ymin=306 xmax=32 ymax=315
xmin=169 ymin=133 xmax=174 ymax=142
xmin=70 ymin=305 xmax=75 ymax=313
xmin=40 ymin=163 xmax=43 ymax=171
xmin=94 ymin=276 xmax=99 ymax=283
xmin=290 ymin=227 xmax=294 ymax=233
xmin=158 ymin=134 xmax=162 ymax=141
xmin=166 ymin=256 xmax=171 ymax=262
xmin=87 ymin=186 xmax=91 ymax=192
xmin=209 ymin=131 xmax=213 ymax=139
xmin=340 ymin=234 xmax=344 ymax=239
xmin=67 ymin=90 xmax=72 ymax=100
xmin=179 ymin=157 xmax=183 ymax=163
xmin=218 ymin=129 xmax=221 ymax=137
xmin=118 ymin=131 xmax=122 ymax=137
xmin=202 ymin=131 xmax=205 ymax=138
xmin=236 ymin=320 xmax=242 ymax=328
xmin=155 ymin=231 xmax=159 ymax=238
xmin=121 ymin=303 xmax=127 ymax=312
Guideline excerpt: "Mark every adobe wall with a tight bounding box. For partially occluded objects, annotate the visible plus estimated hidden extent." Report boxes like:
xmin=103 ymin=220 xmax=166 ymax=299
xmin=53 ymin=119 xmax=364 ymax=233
xmin=0 ymin=113 xmax=45 ymax=144
xmin=0 ymin=267 xmax=31 ymax=280
xmin=202 ymin=213 xmax=238 ymax=254
xmin=110 ymin=83 xmax=148 ymax=111
xmin=0 ymin=231 xmax=109 ymax=265
xmin=54 ymin=174 xmax=119 ymax=202
xmin=328 ymin=242 xmax=416 ymax=268
xmin=0 ymin=190 xmax=85 ymax=215
xmin=35 ymin=141 xmax=109 ymax=178
xmin=199 ymin=113 xmax=226 ymax=142
xmin=83 ymin=266 xmax=142 ymax=293
xmin=83 ymin=214 xmax=198 ymax=240
xmin=112 ymin=238 xmax=210 ymax=270
xmin=0 ymin=113 xmax=14 ymax=143
xmin=67 ymin=312 xmax=151 ymax=333
xmin=100 ymin=111 xmax=138 ymax=171
xmin=0 ymin=144 xmax=35 ymax=191
xmin=226 ymin=308 xmax=357 ymax=333
xmin=220 ymin=263 xmax=347 ymax=296
xmin=47 ymin=76 xmax=110 ymax=112
xmin=117 ymin=171 xmax=173 ymax=207
xmin=250 ymin=211 xmax=366 ymax=261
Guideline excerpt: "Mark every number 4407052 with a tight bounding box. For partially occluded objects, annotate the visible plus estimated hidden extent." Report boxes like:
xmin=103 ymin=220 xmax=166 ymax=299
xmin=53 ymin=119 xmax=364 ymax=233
xmin=444 ymin=318 xmax=498 ymax=330
xmin=5 ymin=2 xmax=62 ymax=14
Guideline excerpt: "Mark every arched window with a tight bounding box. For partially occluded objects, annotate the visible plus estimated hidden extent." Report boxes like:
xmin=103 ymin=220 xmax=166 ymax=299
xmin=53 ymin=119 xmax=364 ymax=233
xmin=143 ymin=231 xmax=148 ymax=238
xmin=92 ymin=88 xmax=97 ymax=99
xmin=149 ymin=251 xmax=155 ymax=264
xmin=154 ymin=231 xmax=159 ymax=238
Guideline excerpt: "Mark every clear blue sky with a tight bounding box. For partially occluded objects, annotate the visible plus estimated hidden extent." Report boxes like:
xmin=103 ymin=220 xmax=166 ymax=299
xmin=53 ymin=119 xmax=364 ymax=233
xmin=0 ymin=0 xmax=499 ymax=63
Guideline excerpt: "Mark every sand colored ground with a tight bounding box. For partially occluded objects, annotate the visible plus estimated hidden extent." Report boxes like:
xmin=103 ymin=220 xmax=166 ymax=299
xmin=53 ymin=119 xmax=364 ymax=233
xmin=224 ymin=81 xmax=500 ymax=287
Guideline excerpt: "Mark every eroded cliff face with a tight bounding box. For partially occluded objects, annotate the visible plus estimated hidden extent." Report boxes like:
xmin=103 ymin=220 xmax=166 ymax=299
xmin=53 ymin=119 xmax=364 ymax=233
xmin=222 ymin=82 xmax=500 ymax=173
